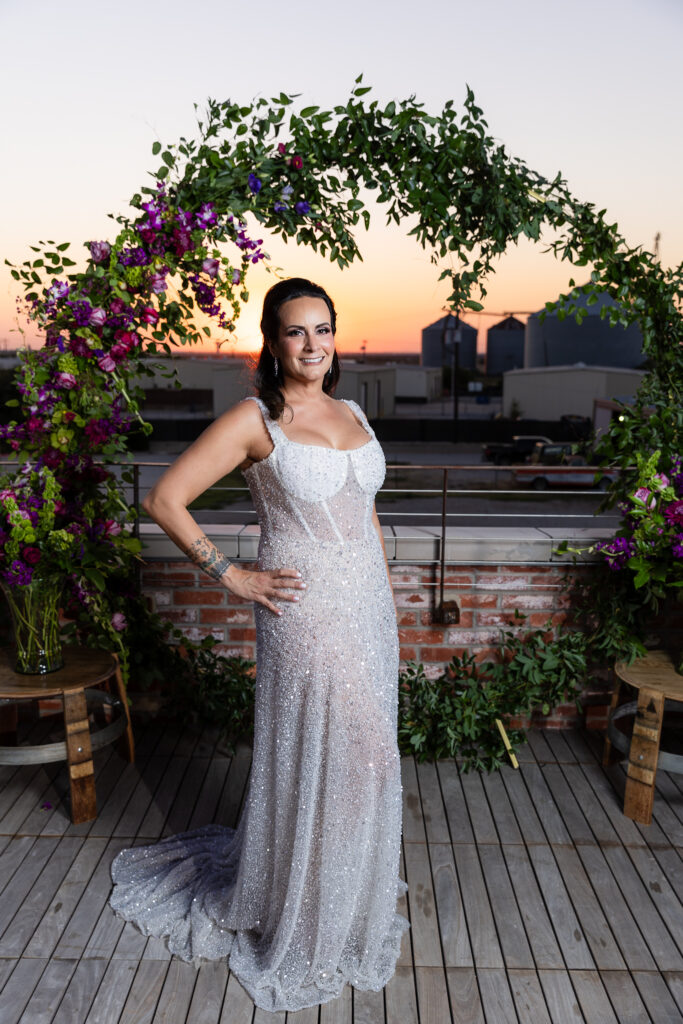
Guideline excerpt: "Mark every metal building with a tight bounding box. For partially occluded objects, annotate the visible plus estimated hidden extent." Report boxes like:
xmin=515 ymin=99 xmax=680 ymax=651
xmin=485 ymin=315 xmax=525 ymax=375
xmin=421 ymin=315 xmax=477 ymax=371
xmin=524 ymin=290 xmax=645 ymax=369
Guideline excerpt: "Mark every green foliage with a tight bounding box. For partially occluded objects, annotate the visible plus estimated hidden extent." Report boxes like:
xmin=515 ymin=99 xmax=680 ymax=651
xmin=398 ymin=618 xmax=588 ymax=772
xmin=168 ymin=642 xmax=256 ymax=751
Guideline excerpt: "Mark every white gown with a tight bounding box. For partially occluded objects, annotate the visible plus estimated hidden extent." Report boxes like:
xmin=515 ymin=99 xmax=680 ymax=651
xmin=109 ymin=397 xmax=409 ymax=1013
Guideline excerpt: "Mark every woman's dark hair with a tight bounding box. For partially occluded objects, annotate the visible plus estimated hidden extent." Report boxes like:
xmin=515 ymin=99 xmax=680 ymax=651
xmin=254 ymin=277 xmax=340 ymax=420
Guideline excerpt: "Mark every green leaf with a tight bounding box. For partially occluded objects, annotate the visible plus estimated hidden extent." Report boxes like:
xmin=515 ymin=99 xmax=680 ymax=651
xmin=152 ymin=141 xmax=161 ymax=155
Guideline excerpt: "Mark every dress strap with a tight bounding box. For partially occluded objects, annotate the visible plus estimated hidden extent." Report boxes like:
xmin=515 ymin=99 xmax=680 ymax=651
xmin=341 ymin=399 xmax=376 ymax=440
xmin=243 ymin=396 xmax=287 ymax=445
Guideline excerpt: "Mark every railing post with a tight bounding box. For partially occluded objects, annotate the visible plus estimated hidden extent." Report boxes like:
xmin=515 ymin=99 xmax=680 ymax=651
xmin=433 ymin=467 xmax=460 ymax=625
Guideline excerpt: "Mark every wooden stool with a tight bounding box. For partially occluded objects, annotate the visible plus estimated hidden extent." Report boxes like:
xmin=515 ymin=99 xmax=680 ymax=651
xmin=603 ymin=649 xmax=683 ymax=825
xmin=0 ymin=646 xmax=135 ymax=824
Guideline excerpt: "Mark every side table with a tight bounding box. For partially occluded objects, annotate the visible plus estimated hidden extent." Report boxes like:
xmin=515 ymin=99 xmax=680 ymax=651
xmin=603 ymin=649 xmax=683 ymax=825
xmin=0 ymin=646 xmax=135 ymax=824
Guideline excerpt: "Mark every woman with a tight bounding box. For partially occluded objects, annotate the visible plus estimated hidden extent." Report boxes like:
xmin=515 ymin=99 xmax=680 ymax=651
xmin=109 ymin=278 xmax=409 ymax=1013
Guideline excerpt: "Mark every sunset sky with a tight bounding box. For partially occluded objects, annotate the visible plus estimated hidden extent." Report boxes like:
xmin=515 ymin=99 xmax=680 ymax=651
xmin=1 ymin=0 xmax=681 ymax=356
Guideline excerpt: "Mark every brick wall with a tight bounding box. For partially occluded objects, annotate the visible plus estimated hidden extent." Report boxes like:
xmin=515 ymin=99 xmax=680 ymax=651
xmin=140 ymin=552 xmax=612 ymax=730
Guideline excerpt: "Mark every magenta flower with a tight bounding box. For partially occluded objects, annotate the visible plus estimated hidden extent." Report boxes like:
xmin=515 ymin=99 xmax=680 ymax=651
xmin=110 ymin=297 xmax=129 ymax=315
xmin=149 ymin=270 xmax=168 ymax=294
xmin=202 ymin=257 xmax=220 ymax=279
xmin=664 ymin=500 xmax=683 ymax=525
xmin=633 ymin=487 xmax=655 ymax=507
xmin=654 ymin=473 xmax=670 ymax=489
xmin=97 ymin=354 xmax=116 ymax=372
xmin=22 ymin=546 xmax=41 ymax=565
xmin=88 ymin=241 xmax=111 ymax=263
xmin=111 ymin=612 xmax=127 ymax=631
xmin=114 ymin=330 xmax=139 ymax=353
xmin=248 ymin=173 xmax=262 ymax=194
xmin=277 ymin=142 xmax=287 ymax=155
xmin=54 ymin=372 xmax=78 ymax=389
xmin=89 ymin=307 xmax=107 ymax=328
xmin=140 ymin=306 xmax=159 ymax=325
xmin=172 ymin=229 xmax=194 ymax=257
xmin=103 ymin=519 xmax=122 ymax=537
xmin=69 ymin=337 xmax=91 ymax=358
xmin=232 ymin=269 xmax=241 ymax=285
xmin=47 ymin=280 xmax=70 ymax=301
xmin=673 ymin=534 xmax=683 ymax=558
xmin=175 ymin=208 xmax=194 ymax=230
xmin=109 ymin=343 xmax=129 ymax=362
xmin=290 ymin=155 xmax=303 ymax=170
xmin=196 ymin=203 xmax=217 ymax=228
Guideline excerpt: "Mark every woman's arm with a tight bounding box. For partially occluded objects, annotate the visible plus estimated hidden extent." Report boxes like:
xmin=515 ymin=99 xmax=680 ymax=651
xmin=143 ymin=400 xmax=304 ymax=615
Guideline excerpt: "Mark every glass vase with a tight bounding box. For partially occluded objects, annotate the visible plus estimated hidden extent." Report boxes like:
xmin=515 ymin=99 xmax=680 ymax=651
xmin=1 ymin=576 xmax=64 ymax=674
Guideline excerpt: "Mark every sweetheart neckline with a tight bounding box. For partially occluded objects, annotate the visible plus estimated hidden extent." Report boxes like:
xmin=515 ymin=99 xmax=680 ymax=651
xmin=243 ymin=434 xmax=378 ymax=475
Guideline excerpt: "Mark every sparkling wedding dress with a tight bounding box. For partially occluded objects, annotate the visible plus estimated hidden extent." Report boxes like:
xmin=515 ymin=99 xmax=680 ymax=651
xmin=109 ymin=397 xmax=409 ymax=1013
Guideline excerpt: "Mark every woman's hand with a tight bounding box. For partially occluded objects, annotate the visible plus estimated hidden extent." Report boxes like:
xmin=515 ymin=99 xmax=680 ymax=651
xmin=223 ymin=565 xmax=306 ymax=616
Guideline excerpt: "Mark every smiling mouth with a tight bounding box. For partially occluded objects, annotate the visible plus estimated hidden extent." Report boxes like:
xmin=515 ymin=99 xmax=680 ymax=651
xmin=300 ymin=355 xmax=325 ymax=365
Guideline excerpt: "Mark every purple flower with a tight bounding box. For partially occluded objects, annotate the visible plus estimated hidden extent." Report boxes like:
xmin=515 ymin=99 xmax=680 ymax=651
xmin=175 ymin=208 xmax=194 ymax=230
xmin=89 ymin=307 xmax=107 ymax=328
xmin=118 ymin=246 xmax=149 ymax=267
xmin=141 ymin=200 xmax=165 ymax=230
xmin=67 ymin=300 xmax=94 ymax=327
xmin=248 ymin=173 xmax=262 ymax=194
xmin=88 ymin=241 xmax=111 ymax=264
xmin=633 ymin=487 xmax=655 ymax=508
xmin=673 ymin=534 xmax=683 ymax=558
xmin=97 ymin=354 xmax=117 ymax=373
xmin=172 ymin=228 xmax=194 ymax=257
xmin=595 ymin=535 xmax=634 ymax=571
xmin=195 ymin=203 xmax=217 ymax=228
xmin=294 ymin=200 xmax=311 ymax=215
xmin=111 ymin=612 xmax=127 ymax=632
xmin=69 ymin=336 xmax=91 ymax=358
xmin=47 ymin=280 xmax=70 ymax=301
xmin=664 ymin=500 xmax=683 ymax=525
xmin=149 ymin=270 xmax=169 ymax=294
xmin=202 ymin=257 xmax=220 ymax=279
xmin=232 ymin=269 xmax=241 ymax=285
xmin=273 ymin=201 xmax=288 ymax=213
xmin=3 ymin=560 xmax=34 ymax=585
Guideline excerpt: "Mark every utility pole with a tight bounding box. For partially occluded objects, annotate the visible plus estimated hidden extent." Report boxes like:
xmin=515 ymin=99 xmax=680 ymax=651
xmin=441 ymin=310 xmax=461 ymax=443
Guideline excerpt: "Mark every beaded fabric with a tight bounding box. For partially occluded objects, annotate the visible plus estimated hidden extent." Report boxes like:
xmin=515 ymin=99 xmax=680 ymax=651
xmin=109 ymin=396 xmax=409 ymax=1013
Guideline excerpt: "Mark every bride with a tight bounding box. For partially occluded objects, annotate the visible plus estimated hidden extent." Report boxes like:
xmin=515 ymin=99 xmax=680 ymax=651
xmin=109 ymin=277 xmax=409 ymax=1013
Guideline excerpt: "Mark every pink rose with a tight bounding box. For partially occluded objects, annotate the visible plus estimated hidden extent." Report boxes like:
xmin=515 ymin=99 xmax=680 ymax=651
xmin=140 ymin=306 xmax=159 ymax=325
xmin=277 ymin=142 xmax=287 ymax=155
xmin=23 ymin=546 xmax=42 ymax=565
xmin=633 ymin=487 xmax=654 ymax=507
xmin=89 ymin=307 xmax=107 ymax=328
xmin=97 ymin=354 xmax=116 ymax=372
xmin=103 ymin=519 xmax=122 ymax=537
xmin=654 ymin=473 xmax=670 ymax=489
xmin=54 ymin=372 xmax=78 ymax=389
xmin=109 ymin=343 xmax=128 ymax=362
xmin=114 ymin=330 xmax=139 ymax=352
xmin=290 ymin=155 xmax=303 ymax=170
xmin=111 ymin=612 xmax=127 ymax=632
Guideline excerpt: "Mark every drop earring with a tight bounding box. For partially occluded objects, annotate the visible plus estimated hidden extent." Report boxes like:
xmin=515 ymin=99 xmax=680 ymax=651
xmin=273 ymin=357 xmax=279 ymax=377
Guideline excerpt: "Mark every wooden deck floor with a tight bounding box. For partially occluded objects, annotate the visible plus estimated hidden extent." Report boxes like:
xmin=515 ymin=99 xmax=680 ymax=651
xmin=1 ymin=719 xmax=682 ymax=1024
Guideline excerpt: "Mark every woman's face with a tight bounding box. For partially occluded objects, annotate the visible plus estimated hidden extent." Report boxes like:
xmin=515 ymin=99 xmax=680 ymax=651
xmin=273 ymin=296 xmax=335 ymax=384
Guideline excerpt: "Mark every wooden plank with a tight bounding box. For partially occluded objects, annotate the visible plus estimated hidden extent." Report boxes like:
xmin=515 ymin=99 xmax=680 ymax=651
xmin=0 ymin=956 xmax=17 ymax=992
xmin=650 ymin=776 xmax=683 ymax=847
xmin=51 ymin=958 xmax=108 ymax=1024
xmin=397 ymin=843 xmax=411 ymax=968
xmin=0 ymin=837 xmax=57 ymax=938
xmin=54 ymin=837 xmax=129 ymax=958
xmin=502 ymin=844 xmax=563 ymax=969
xmin=579 ymin=764 xmax=646 ymax=848
xmin=600 ymin=845 xmax=683 ymax=971
xmin=538 ymin=764 xmax=596 ymax=845
xmin=525 ymin=730 xmax=556 ymax=763
xmin=17 ymin=958 xmax=77 ymax=1024
xmin=538 ymin=969 xmax=584 ymax=1022
xmin=385 ymin=965 xmax=417 ymax=1024
xmin=0 ymin=835 xmax=37 ymax=897
xmin=286 ymin=1006 xmax=320 ymax=1023
xmin=445 ymin=967 xmax=484 ymax=1024
xmin=416 ymin=761 xmax=450 ymax=843
xmin=150 ymin=959 xmax=196 ymax=1023
xmin=544 ymin=730 xmax=579 ymax=763
xmin=478 ymin=844 xmax=534 ymax=969
xmin=0 ymin=958 xmax=48 ymax=1024
xmin=499 ymin=766 xmax=546 ymax=845
xmin=520 ymin=765 xmax=571 ymax=844
xmin=665 ymin=971 xmax=683 ymax=1014
xmin=137 ymin=756 xmax=190 ymax=840
xmin=481 ymin=771 xmax=522 ymax=845
xmin=219 ymin=971 xmax=255 ymax=1024
xmin=0 ymin=763 xmax=63 ymax=835
xmin=570 ymin=971 xmax=618 ymax=1024
xmin=401 ymin=756 xmax=426 ymax=844
xmin=112 ymin=755 xmax=172 ymax=838
xmin=164 ymin=757 xmax=213 ymax=836
xmin=114 ymin=919 xmax=149 ymax=960
xmin=117 ymin=959 xmax=168 ymax=1024
xmin=452 ymin=844 xmax=503 ymax=969
xmin=84 ymin=959 xmax=137 ymax=1023
xmin=215 ymin=742 xmax=252 ymax=832
xmin=436 ymin=760 xmax=474 ymax=844
xmin=86 ymin=755 xmax=151 ymax=838
xmin=0 ymin=836 xmax=84 ymax=956
xmin=632 ymin=970 xmax=683 ymax=1023
xmin=575 ymin=844 xmax=657 ymax=970
xmin=460 ymin=772 xmax=498 ymax=844
xmin=563 ymin=729 xmax=602 ymax=765
xmin=16 ymin=761 xmax=70 ymax=837
xmin=414 ymin=966 xmax=452 ymax=1024
xmin=188 ymin=962 xmax=230 ymax=1024
xmin=351 ymin=987 xmax=382 ymax=1023
xmin=25 ymin=839 xmax=111 ymax=950
xmin=476 ymin=968 xmax=517 ymax=1024
xmin=403 ymin=839 xmax=442 ymax=967
xmin=187 ymin=757 xmax=232 ymax=831
xmin=599 ymin=971 xmax=652 ymax=1024
xmin=552 ymin=846 xmax=626 ymax=970
xmin=527 ymin=846 xmax=594 ymax=969
xmin=627 ymin=846 xmax=683 ymax=952
xmin=254 ymin=1007 xmax=285 ymax=1024
xmin=429 ymin=841 xmax=472 ymax=967
xmin=560 ymin=764 xmax=621 ymax=845
xmin=508 ymin=968 xmax=552 ymax=1024
xmin=320 ymin=984 xmax=351 ymax=1024
xmin=0 ymin=763 xmax=49 ymax=827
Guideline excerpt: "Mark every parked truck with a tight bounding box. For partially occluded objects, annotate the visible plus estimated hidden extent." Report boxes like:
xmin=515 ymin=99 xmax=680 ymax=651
xmin=481 ymin=435 xmax=553 ymax=465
